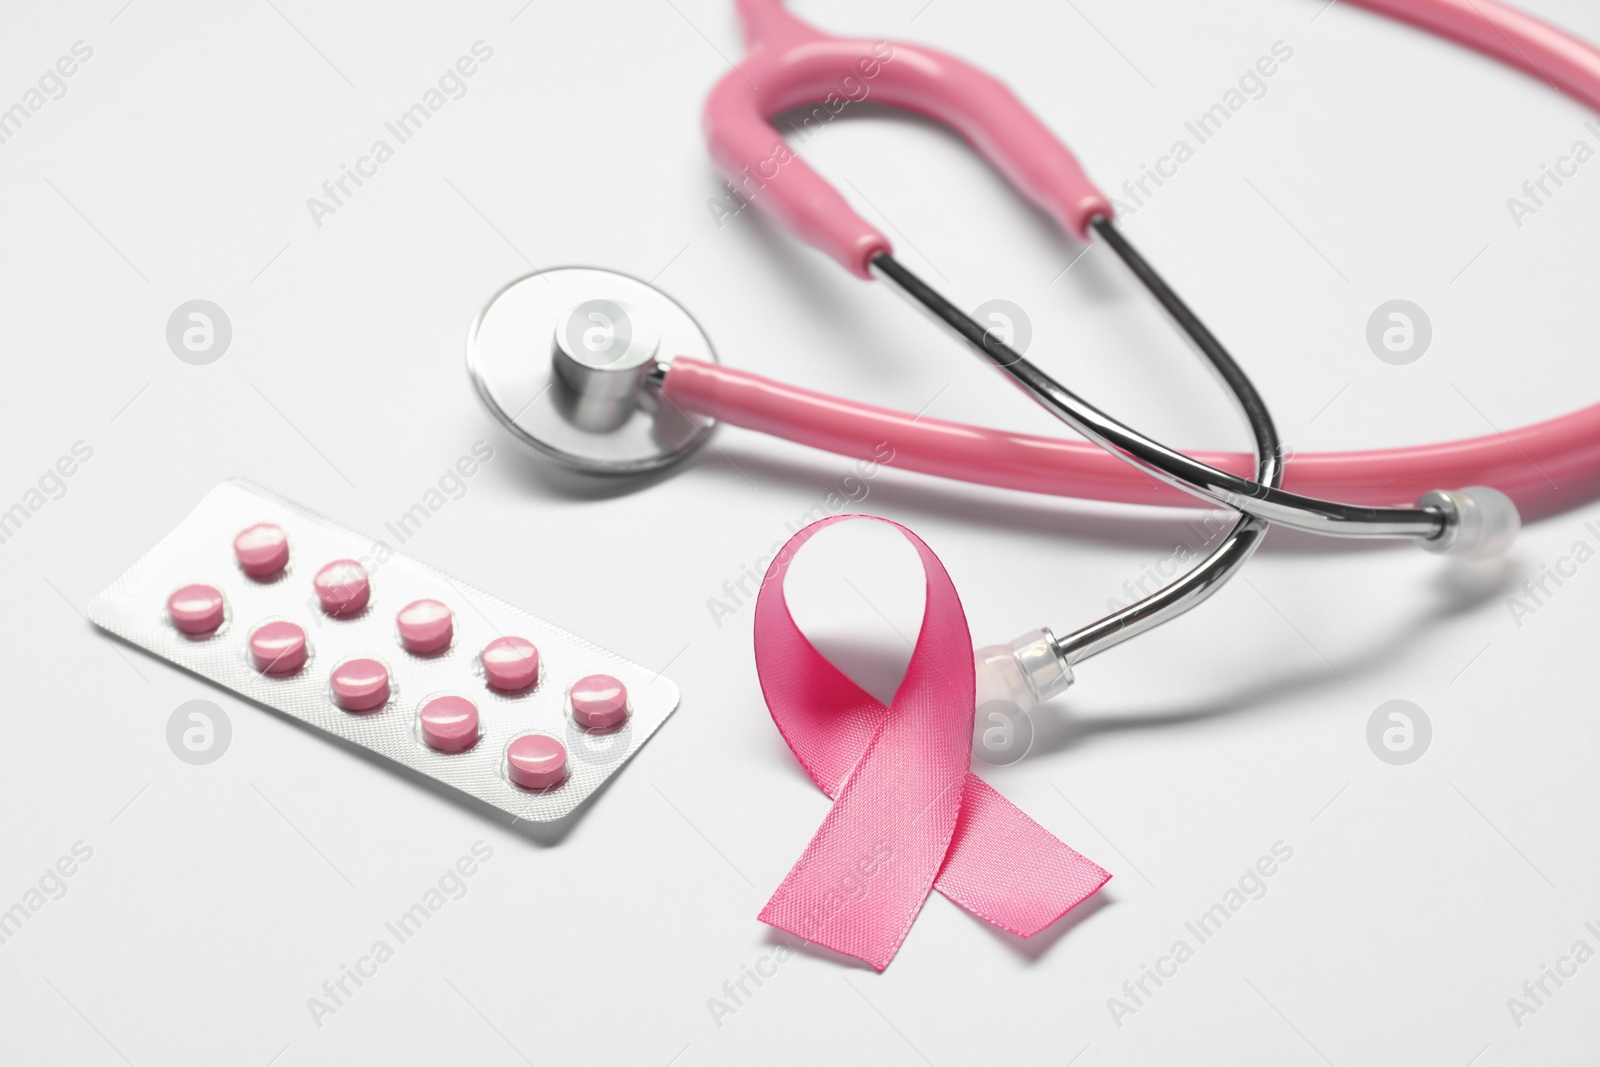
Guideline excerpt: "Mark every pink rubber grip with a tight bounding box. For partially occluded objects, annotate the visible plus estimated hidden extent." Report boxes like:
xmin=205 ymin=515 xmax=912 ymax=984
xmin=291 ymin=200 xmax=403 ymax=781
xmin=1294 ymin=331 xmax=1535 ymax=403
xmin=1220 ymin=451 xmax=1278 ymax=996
xmin=662 ymin=357 xmax=1600 ymax=521
xmin=704 ymin=0 xmax=1112 ymax=278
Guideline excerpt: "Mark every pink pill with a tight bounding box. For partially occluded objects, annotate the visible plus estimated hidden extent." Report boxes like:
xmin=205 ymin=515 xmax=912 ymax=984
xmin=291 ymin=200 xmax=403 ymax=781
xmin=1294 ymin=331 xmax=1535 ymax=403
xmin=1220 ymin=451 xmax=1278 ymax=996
xmin=506 ymin=734 xmax=568 ymax=790
xmin=482 ymin=636 xmax=540 ymax=691
xmin=314 ymin=559 xmax=371 ymax=616
xmin=331 ymin=657 xmax=390 ymax=712
xmin=397 ymin=599 xmax=453 ymax=654
xmin=249 ymin=620 xmax=308 ymax=675
xmin=419 ymin=694 xmax=478 ymax=752
xmin=570 ymin=674 xmax=629 ymax=730
xmin=234 ymin=523 xmax=290 ymax=579
xmin=167 ymin=583 xmax=226 ymax=635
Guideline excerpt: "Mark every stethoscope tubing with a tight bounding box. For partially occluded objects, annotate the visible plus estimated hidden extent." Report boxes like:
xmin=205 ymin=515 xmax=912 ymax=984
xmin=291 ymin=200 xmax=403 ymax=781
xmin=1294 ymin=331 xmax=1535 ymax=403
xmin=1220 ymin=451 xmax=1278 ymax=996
xmin=1356 ymin=0 xmax=1600 ymax=116
xmin=694 ymin=0 xmax=1600 ymax=526
xmin=661 ymin=356 xmax=1594 ymax=518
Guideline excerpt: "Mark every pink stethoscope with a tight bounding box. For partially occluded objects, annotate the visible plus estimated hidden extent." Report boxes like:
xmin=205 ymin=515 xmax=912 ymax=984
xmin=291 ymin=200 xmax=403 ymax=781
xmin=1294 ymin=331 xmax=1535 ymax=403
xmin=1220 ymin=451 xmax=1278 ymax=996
xmin=469 ymin=0 xmax=1599 ymax=709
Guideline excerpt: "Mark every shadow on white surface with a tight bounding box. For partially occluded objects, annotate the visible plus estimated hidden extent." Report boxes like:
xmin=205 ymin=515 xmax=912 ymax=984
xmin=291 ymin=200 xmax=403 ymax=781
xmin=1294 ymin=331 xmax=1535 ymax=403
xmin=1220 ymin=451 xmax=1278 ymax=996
xmin=1024 ymin=557 xmax=1515 ymax=759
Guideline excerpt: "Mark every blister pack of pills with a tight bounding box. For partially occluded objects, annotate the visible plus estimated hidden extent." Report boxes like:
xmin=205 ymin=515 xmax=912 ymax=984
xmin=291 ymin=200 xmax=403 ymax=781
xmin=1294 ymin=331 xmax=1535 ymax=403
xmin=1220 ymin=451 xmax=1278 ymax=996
xmin=87 ymin=479 xmax=679 ymax=822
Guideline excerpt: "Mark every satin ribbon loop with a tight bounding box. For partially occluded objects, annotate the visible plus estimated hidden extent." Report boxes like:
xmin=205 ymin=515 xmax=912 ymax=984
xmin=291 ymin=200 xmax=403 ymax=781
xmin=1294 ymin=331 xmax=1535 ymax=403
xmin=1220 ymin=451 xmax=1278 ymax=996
xmin=753 ymin=515 xmax=1110 ymax=970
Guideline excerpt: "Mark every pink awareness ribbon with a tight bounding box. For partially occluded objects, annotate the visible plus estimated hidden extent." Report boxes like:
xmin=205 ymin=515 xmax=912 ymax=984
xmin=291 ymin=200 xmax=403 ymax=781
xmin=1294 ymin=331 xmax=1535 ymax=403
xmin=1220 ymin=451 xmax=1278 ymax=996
xmin=753 ymin=515 xmax=1110 ymax=970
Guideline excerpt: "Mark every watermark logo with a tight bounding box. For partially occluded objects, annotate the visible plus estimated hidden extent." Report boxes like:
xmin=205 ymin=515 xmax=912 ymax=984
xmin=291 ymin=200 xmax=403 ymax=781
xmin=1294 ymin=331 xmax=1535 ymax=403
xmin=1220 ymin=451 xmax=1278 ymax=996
xmin=1365 ymin=300 xmax=1431 ymax=365
xmin=561 ymin=299 xmax=632 ymax=367
xmin=1103 ymin=509 xmax=1235 ymax=612
xmin=167 ymin=699 xmax=231 ymax=765
xmin=0 ymin=40 xmax=94 ymax=148
xmin=1506 ymin=918 xmax=1600 ymax=1029
xmin=166 ymin=300 xmax=232 ymax=365
xmin=1366 ymin=699 xmax=1430 ymax=765
xmin=708 ymin=41 xmax=895 ymax=228
xmin=705 ymin=443 xmax=895 ymax=630
xmin=0 ymin=840 xmax=94 ymax=947
xmin=1111 ymin=41 xmax=1295 ymax=218
xmin=972 ymin=699 xmax=1033 ymax=767
xmin=1506 ymin=523 xmax=1600 ymax=628
xmin=705 ymin=941 xmax=799 ymax=1029
xmin=306 ymin=841 xmax=494 ymax=1027
xmin=379 ymin=440 xmax=496 ymax=547
xmin=0 ymin=439 xmax=93 ymax=549
xmin=565 ymin=718 xmax=631 ymax=772
xmin=1506 ymin=120 xmax=1600 ymax=229
xmin=1107 ymin=840 xmax=1295 ymax=1028
xmin=306 ymin=41 xmax=494 ymax=229
xmin=972 ymin=299 xmax=1031 ymax=361
xmin=706 ymin=841 xmax=894 ymax=1030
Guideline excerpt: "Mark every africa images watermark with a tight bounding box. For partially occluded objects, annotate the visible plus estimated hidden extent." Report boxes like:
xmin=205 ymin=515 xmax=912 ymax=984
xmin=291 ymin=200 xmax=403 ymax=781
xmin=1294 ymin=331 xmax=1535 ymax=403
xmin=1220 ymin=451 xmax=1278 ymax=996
xmin=1106 ymin=840 xmax=1295 ymax=1028
xmin=0 ymin=440 xmax=94 ymax=549
xmin=1504 ymin=915 xmax=1600 ymax=1030
xmin=1504 ymin=119 xmax=1600 ymax=229
xmin=378 ymin=439 xmax=496 ymax=547
xmin=1111 ymin=41 xmax=1294 ymax=218
xmin=1097 ymin=441 xmax=1296 ymax=613
xmin=704 ymin=841 xmax=895 ymax=1030
xmin=303 ymin=440 xmax=496 ymax=628
xmin=305 ymin=41 xmax=495 ymax=228
xmin=705 ymin=442 xmax=895 ymax=629
xmin=1101 ymin=508 xmax=1235 ymax=613
xmin=0 ymin=841 xmax=95 ymax=948
xmin=1503 ymin=518 xmax=1600 ymax=629
xmin=305 ymin=840 xmax=494 ymax=1027
xmin=707 ymin=41 xmax=895 ymax=229
xmin=0 ymin=40 xmax=94 ymax=148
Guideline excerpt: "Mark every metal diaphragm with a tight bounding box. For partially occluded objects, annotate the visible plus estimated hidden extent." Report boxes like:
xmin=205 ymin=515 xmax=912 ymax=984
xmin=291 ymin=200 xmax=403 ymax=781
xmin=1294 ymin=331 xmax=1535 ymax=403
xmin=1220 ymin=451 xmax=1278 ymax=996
xmin=467 ymin=266 xmax=718 ymax=474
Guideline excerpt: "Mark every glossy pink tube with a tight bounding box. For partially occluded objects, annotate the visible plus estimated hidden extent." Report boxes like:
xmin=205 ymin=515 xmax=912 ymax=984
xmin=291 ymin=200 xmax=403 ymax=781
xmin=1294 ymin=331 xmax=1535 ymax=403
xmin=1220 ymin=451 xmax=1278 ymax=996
xmin=664 ymin=358 xmax=1600 ymax=518
xmin=705 ymin=0 xmax=1600 ymax=275
xmin=704 ymin=0 xmax=1111 ymax=277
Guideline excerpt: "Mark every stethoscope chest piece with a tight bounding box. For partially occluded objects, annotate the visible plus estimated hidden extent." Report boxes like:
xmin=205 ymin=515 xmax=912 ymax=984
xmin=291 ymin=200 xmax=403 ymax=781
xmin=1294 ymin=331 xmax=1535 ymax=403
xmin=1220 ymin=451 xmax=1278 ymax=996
xmin=467 ymin=266 xmax=718 ymax=474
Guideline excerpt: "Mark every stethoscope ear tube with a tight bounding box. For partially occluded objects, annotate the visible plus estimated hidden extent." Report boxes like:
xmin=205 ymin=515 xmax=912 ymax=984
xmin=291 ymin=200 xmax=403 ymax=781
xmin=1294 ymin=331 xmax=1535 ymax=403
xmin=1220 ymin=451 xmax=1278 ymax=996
xmin=705 ymin=0 xmax=1112 ymax=276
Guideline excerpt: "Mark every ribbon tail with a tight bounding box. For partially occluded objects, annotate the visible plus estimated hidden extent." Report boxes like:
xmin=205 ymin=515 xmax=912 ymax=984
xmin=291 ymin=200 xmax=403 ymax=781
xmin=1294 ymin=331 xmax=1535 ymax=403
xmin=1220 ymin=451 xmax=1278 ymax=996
xmin=933 ymin=775 xmax=1110 ymax=936
xmin=757 ymin=687 xmax=971 ymax=971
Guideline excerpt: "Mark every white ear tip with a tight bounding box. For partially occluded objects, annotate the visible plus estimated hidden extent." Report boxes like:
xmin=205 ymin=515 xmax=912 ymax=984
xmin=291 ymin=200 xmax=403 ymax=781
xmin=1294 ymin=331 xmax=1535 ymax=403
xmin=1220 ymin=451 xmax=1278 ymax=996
xmin=1418 ymin=486 xmax=1520 ymax=559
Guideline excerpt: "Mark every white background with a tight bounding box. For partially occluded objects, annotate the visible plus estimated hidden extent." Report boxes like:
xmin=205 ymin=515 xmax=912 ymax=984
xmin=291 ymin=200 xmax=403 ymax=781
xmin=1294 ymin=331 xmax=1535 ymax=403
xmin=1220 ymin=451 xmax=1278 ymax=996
xmin=3 ymin=0 xmax=1599 ymax=1063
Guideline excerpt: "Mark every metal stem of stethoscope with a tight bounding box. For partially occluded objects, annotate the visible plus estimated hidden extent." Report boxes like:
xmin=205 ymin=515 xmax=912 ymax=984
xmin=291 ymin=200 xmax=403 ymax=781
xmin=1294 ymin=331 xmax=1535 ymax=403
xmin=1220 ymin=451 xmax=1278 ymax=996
xmin=867 ymin=219 xmax=1286 ymax=665
xmin=865 ymin=215 xmax=1513 ymax=669
xmin=867 ymin=216 xmax=1462 ymax=665
xmin=1061 ymin=216 xmax=1274 ymax=664
xmin=868 ymin=223 xmax=1446 ymax=543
